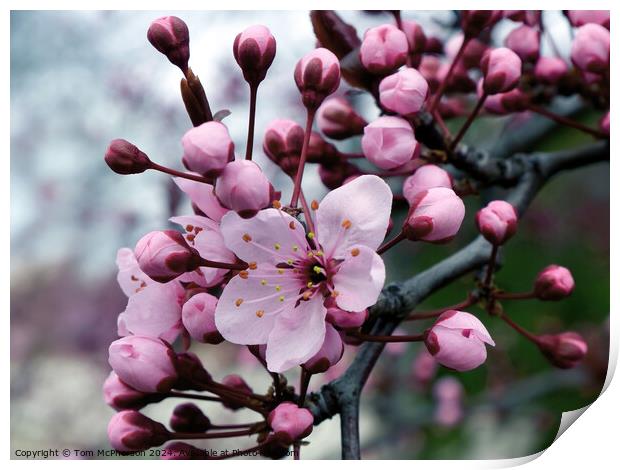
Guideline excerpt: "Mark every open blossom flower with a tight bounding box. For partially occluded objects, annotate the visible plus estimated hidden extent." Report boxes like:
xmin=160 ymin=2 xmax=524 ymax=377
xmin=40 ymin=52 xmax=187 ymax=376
xmin=425 ymin=310 xmax=495 ymax=371
xmin=215 ymin=175 xmax=392 ymax=372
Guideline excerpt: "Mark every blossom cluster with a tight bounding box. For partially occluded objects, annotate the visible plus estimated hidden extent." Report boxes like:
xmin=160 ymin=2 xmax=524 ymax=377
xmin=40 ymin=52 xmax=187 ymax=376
xmin=102 ymin=10 xmax=607 ymax=459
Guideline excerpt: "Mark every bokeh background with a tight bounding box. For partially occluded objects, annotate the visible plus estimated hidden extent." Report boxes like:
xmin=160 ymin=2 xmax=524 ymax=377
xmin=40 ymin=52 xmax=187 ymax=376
xmin=10 ymin=10 xmax=609 ymax=459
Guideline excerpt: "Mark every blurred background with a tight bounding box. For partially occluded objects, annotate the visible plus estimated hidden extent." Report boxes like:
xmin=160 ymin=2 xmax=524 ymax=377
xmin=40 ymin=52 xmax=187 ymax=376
xmin=10 ymin=10 xmax=609 ymax=459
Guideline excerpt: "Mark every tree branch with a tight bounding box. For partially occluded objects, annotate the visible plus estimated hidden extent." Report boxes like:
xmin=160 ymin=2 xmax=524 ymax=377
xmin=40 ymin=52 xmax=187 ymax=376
xmin=306 ymin=139 xmax=609 ymax=457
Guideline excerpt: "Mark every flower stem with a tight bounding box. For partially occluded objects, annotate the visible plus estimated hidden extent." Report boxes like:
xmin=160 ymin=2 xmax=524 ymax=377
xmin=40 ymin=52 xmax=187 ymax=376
xmin=168 ymin=391 xmax=222 ymax=402
xmin=428 ymin=37 xmax=470 ymax=113
xmin=298 ymin=368 xmax=312 ymax=406
xmin=376 ymin=230 xmax=406 ymax=255
xmin=494 ymin=291 xmax=536 ymax=300
xmin=527 ymin=104 xmax=606 ymax=138
xmin=351 ymin=332 xmax=425 ymax=343
xmin=290 ymin=108 xmax=316 ymax=209
xmin=245 ymin=83 xmax=258 ymax=160
xmin=449 ymin=92 xmax=487 ymax=152
xmin=149 ymin=162 xmax=213 ymax=184
xmin=171 ymin=428 xmax=259 ymax=440
xmin=483 ymin=244 xmax=499 ymax=288
xmin=404 ymin=296 xmax=477 ymax=321
xmin=198 ymin=259 xmax=249 ymax=271
xmin=499 ymin=312 xmax=540 ymax=344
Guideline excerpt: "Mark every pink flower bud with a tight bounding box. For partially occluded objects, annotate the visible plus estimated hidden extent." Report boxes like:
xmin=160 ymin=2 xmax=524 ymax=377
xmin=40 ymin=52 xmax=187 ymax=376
xmin=534 ymin=57 xmax=569 ymax=85
xmin=534 ymin=265 xmax=575 ymax=301
xmin=505 ymin=25 xmax=540 ymax=63
xmin=425 ymin=310 xmax=495 ymax=372
xmin=170 ymin=403 xmax=211 ymax=433
xmin=268 ymin=402 xmax=314 ymax=445
xmin=221 ymin=374 xmax=254 ymax=410
xmin=600 ymin=111 xmax=610 ymax=135
xmin=181 ymin=121 xmax=234 ymax=177
xmin=361 ymin=116 xmax=418 ymax=170
xmin=326 ymin=306 xmax=368 ymax=329
xmin=566 ymin=10 xmax=610 ymax=29
xmin=475 ymin=200 xmax=518 ymax=245
xmin=461 ymin=10 xmax=503 ymax=37
xmin=294 ymin=48 xmax=341 ymax=109
xmin=104 ymin=139 xmax=151 ymax=175
xmin=108 ymin=336 xmax=178 ymax=393
xmin=401 ymin=20 xmax=427 ymax=55
xmin=537 ymin=332 xmax=588 ymax=369
xmin=571 ymin=24 xmax=610 ymax=74
xmin=147 ymin=16 xmax=190 ymax=73
xmin=181 ymin=292 xmax=222 ymax=344
xmin=108 ymin=410 xmax=170 ymax=453
xmin=318 ymin=161 xmax=359 ymax=190
xmin=418 ymin=56 xmax=442 ymax=92
xmin=263 ymin=119 xmax=304 ymax=176
xmin=302 ymin=324 xmax=345 ymax=374
xmin=233 ymin=25 xmax=276 ymax=85
xmin=379 ymin=68 xmax=429 ymax=116
xmin=162 ymin=442 xmax=209 ymax=460
xmin=504 ymin=10 xmax=541 ymax=26
xmin=481 ymin=47 xmax=522 ymax=95
xmin=424 ymin=36 xmax=444 ymax=54
xmin=307 ymin=131 xmax=341 ymax=164
xmin=316 ymin=97 xmax=367 ymax=140
xmin=479 ymin=80 xmax=529 ymax=114
xmin=360 ymin=24 xmax=408 ymax=74
xmin=135 ymin=230 xmax=200 ymax=283
xmin=403 ymin=188 xmax=465 ymax=243
xmin=103 ymin=371 xmax=164 ymax=411
xmin=403 ymin=164 xmax=452 ymax=204
xmin=215 ymin=160 xmax=274 ymax=218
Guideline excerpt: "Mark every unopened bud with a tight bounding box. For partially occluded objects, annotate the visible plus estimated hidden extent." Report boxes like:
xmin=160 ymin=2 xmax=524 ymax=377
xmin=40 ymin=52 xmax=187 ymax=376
xmin=233 ymin=24 xmax=277 ymax=85
xmin=147 ymin=16 xmax=190 ymax=73
xmin=108 ymin=410 xmax=170 ymax=453
xmin=104 ymin=139 xmax=151 ymax=175
xmin=537 ymin=332 xmax=588 ymax=369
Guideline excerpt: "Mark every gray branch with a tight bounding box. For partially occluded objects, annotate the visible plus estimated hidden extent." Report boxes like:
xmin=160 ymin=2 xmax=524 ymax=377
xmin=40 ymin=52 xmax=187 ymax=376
xmin=305 ymin=139 xmax=608 ymax=459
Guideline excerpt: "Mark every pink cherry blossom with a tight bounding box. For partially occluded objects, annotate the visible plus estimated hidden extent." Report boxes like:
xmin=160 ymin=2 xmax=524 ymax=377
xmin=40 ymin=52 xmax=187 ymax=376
xmin=361 ymin=116 xmax=418 ymax=170
xmin=233 ymin=24 xmax=277 ymax=84
xmin=534 ymin=57 xmax=568 ymax=85
xmin=504 ymin=25 xmax=540 ymax=63
xmin=359 ymin=24 xmax=408 ymax=74
xmin=481 ymin=47 xmax=522 ymax=95
xmin=571 ymin=24 xmax=610 ymax=74
xmin=404 ymin=187 xmax=465 ymax=243
xmin=268 ymin=402 xmax=314 ymax=444
xmin=181 ymin=121 xmax=234 ymax=177
xmin=108 ymin=410 xmax=170 ymax=452
xmin=103 ymin=371 xmax=159 ymax=411
xmin=215 ymin=160 xmax=274 ymax=218
xmin=425 ymin=310 xmax=495 ymax=371
xmin=303 ymin=323 xmax=345 ymax=373
xmin=534 ymin=265 xmax=575 ymax=300
xmin=215 ymin=175 xmax=392 ymax=372
xmin=566 ymin=10 xmax=610 ymax=29
xmin=537 ymin=332 xmax=588 ymax=369
xmin=147 ymin=16 xmax=190 ymax=72
xmin=316 ymin=97 xmax=367 ymax=140
xmin=326 ymin=305 xmax=368 ymax=329
xmin=379 ymin=68 xmax=429 ymax=116
xmin=181 ymin=292 xmax=222 ymax=344
xmin=173 ymin=177 xmax=229 ymax=222
xmin=476 ymin=200 xmax=518 ymax=245
xmin=403 ymin=164 xmax=452 ymax=204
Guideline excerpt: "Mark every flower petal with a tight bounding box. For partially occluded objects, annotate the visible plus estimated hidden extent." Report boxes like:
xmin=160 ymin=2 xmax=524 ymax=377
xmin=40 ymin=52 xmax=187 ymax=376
xmin=119 ymin=282 xmax=183 ymax=342
xmin=316 ymin=175 xmax=392 ymax=258
xmin=436 ymin=311 xmax=495 ymax=346
xmin=219 ymin=208 xmax=309 ymax=264
xmin=266 ymin=295 xmax=328 ymax=372
xmin=432 ymin=327 xmax=488 ymax=371
xmin=215 ymin=265 xmax=300 ymax=345
xmin=333 ymin=245 xmax=386 ymax=312
xmin=116 ymin=248 xmax=151 ymax=297
xmin=173 ymin=177 xmax=229 ymax=222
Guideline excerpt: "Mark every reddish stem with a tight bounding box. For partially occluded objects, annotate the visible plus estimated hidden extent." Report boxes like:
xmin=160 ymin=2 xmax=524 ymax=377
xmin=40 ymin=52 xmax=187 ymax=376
xmin=449 ymin=92 xmax=487 ymax=152
xmin=494 ymin=291 xmax=536 ymax=300
xmin=404 ymin=297 xmax=476 ymax=321
xmin=245 ymin=83 xmax=258 ymax=160
xmin=527 ymin=105 xmax=606 ymax=138
xmin=171 ymin=428 xmax=258 ymax=440
xmin=499 ymin=312 xmax=541 ymax=344
xmin=483 ymin=244 xmax=499 ymax=288
xmin=168 ymin=391 xmax=222 ymax=402
xmin=149 ymin=162 xmax=212 ymax=184
xmin=376 ymin=230 xmax=406 ymax=255
xmin=351 ymin=332 xmax=425 ymax=343
xmin=198 ymin=259 xmax=249 ymax=271
xmin=290 ymin=108 xmax=316 ymax=208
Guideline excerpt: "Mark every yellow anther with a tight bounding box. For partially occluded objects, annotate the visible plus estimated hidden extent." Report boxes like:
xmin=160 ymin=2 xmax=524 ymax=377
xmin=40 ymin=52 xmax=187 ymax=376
xmin=341 ymin=219 xmax=352 ymax=229
xmin=278 ymin=295 xmax=285 ymax=302
xmin=315 ymin=251 xmax=324 ymax=257
xmin=307 ymin=231 xmax=315 ymax=239
xmin=313 ymin=266 xmax=322 ymax=274
xmin=235 ymin=298 xmax=244 ymax=307
xmin=307 ymin=251 xmax=314 ymax=258
xmin=277 ymin=268 xmax=284 ymax=274
xmin=242 ymin=233 xmax=252 ymax=242
xmin=302 ymin=291 xmax=312 ymax=300
xmin=331 ymin=290 xmax=340 ymax=298
xmin=287 ymin=259 xmax=294 ymax=265
xmin=311 ymin=200 xmax=319 ymax=210
xmin=272 ymin=200 xmax=282 ymax=209
xmin=351 ymin=248 xmax=360 ymax=257
xmin=292 ymin=245 xmax=299 ymax=252
xmin=256 ymin=310 xmax=265 ymax=318
xmin=260 ymin=279 xmax=267 ymax=286
xmin=275 ymin=285 xmax=282 ymax=292
xmin=248 ymin=262 xmax=257 ymax=270
xmin=307 ymin=281 xmax=313 ymax=288
xmin=274 ymin=243 xmax=281 ymax=250
xmin=239 ymin=271 xmax=249 ymax=279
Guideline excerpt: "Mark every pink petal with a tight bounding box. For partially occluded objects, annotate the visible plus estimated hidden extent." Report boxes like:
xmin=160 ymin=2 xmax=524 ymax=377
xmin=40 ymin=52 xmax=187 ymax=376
xmin=119 ymin=282 xmax=183 ymax=342
xmin=116 ymin=248 xmax=151 ymax=297
xmin=436 ymin=311 xmax=495 ymax=346
xmin=173 ymin=177 xmax=229 ymax=222
xmin=266 ymin=295 xmax=328 ymax=372
xmin=215 ymin=265 xmax=300 ymax=345
xmin=333 ymin=245 xmax=386 ymax=312
xmin=433 ymin=326 xmax=488 ymax=371
xmin=316 ymin=175 xmax=392 ymax=258
xmin=219 ymin=208 xmax=309 ymax=264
